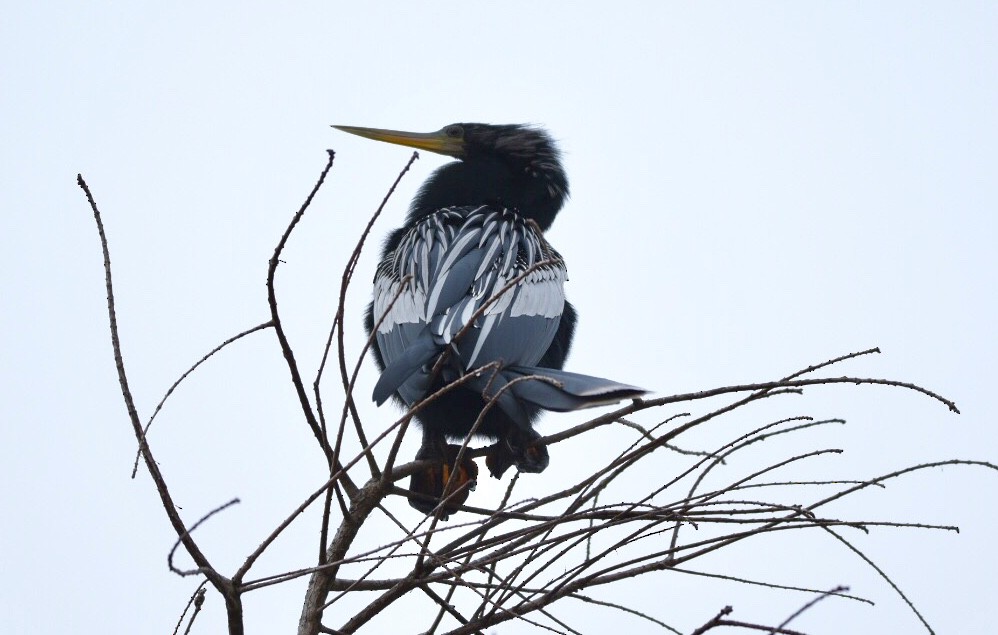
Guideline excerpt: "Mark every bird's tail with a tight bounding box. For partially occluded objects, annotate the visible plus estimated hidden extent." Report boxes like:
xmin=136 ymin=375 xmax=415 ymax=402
xmin=371 ymin=328 xmax=647 ymax=423
xmin=465 ymin=365 xmax=647 ymax=428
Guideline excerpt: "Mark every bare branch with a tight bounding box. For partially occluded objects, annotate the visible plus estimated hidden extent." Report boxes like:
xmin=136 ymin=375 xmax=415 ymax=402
xmin=79 ymin=174 xmax=243 ymax=635
xmin=88 ymin=150 xmax=991 ymax=635
xmin=266 ymin=150 xmax=338 ymax=461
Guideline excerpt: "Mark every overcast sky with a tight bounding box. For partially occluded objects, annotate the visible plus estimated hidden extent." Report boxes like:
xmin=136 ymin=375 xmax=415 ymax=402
xmin=3 ymin=2 xmax=996 ymax=633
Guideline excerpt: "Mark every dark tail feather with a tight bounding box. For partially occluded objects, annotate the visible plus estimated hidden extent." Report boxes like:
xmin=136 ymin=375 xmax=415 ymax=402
xmin=463 ymin=369 xmax=537 ymax=429
xmin=376 ymin=341 xmax=646 ymax=416
xmin=372 ymin=333 xmax=440 ymax=405
xmin=498 ymin=365 xmax=647 ymax=412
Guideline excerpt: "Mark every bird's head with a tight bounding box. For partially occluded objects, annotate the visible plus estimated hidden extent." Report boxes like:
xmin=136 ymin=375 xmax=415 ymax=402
xmin=333 ymin=123 xmax=569 ymax=230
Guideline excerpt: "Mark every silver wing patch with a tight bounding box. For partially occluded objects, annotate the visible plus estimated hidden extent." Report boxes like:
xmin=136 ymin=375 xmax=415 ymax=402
xmin=373 ymin=206 xmax=567 ymax=375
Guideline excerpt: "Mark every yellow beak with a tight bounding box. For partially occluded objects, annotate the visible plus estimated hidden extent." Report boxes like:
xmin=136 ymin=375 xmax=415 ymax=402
xmin=332 ymin=125 xmax=464 ymax=158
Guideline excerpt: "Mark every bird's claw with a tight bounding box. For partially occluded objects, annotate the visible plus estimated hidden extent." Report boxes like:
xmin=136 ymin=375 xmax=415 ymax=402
xmin=485 ymin=436 xmax=549 ymax=479
xmin=408 ymin=443 xmax=479 ymax=518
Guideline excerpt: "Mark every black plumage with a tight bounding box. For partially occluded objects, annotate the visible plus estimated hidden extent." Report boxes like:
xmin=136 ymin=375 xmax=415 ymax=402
xmin=335 ymin=123 xmax=645 ymax=515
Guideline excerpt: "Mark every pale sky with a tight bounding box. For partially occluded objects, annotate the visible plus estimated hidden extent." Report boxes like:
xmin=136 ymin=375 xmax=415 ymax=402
xmin=3 ymin=2 xmax=996 ymax=633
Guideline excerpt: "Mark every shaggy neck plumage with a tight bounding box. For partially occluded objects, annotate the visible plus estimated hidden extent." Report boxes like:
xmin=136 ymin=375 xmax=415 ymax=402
xmin=407 ymin=150 xmax=568 ymax=232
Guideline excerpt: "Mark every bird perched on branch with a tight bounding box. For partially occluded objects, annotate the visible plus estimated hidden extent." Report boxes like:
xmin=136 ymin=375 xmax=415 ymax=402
xmin=334 ymin=122 xmax=646 ymax=516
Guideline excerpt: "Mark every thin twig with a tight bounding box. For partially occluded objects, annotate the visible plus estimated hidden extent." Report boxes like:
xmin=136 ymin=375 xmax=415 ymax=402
xmin=774 ymin=585 xmax=849 ymax=632
xmin=132 ymin=321 xmax=273 ymax=477
xmin=169 ymin=498 xmax=241 ymax=576
xmin=172 ymin=581 xmax=209 ymax=635
xmin=266 ymin=150 xmax=338 ymax=462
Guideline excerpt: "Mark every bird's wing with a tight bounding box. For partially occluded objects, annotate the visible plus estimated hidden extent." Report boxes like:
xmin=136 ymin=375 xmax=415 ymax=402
xmin=372 ymin=206 xmax=567 ymax=405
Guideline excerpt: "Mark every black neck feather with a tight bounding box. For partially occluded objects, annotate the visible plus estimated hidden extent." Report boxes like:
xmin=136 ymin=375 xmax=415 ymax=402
xmin=406 ymin=140 xmax=568 ymax=232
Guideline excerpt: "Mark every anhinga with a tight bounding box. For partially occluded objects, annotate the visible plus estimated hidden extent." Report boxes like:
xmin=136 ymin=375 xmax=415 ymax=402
xmin=334 ymin=123 xmax=645 ymax=516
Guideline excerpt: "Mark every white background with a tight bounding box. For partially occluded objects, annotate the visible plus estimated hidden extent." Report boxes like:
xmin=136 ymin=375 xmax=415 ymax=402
xmin=3 ymin=2 xmax=996 ymax=633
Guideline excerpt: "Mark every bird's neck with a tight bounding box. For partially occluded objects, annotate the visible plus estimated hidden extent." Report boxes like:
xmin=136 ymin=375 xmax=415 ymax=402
xmin=407 ymin=159 xmax=567 ymax=231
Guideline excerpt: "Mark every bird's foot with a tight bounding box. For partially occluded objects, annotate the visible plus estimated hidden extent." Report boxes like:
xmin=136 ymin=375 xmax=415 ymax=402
xmin=408 ymin=443 xmax=479 ymax=519
xmin=485 ymin=431 xmax=549 ymax=479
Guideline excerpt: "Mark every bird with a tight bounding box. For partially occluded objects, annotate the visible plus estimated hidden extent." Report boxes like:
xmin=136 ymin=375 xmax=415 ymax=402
xmin=333 ymin=123 xmax=646 ymax=516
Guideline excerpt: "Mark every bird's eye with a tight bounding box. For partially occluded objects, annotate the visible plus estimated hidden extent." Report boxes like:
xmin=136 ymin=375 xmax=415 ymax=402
xmin=444 ymin=125 xmax=464 ymax=139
